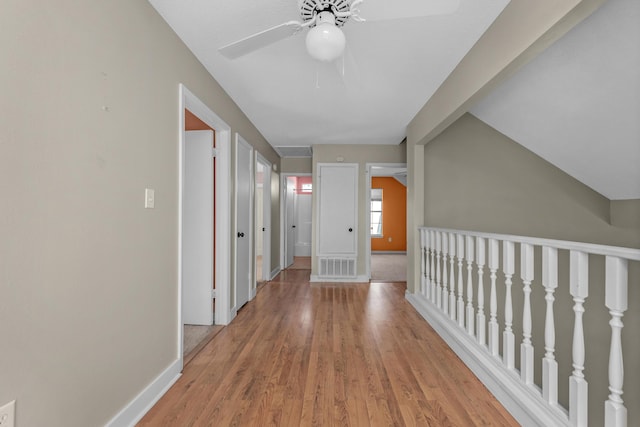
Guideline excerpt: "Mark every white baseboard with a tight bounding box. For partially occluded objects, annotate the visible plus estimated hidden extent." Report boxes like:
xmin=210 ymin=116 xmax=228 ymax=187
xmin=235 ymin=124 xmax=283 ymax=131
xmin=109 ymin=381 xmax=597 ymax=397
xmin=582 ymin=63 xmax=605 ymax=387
xmin=270 ymin=267 xmax=280 ymax=281
xmin=405 ymin=292 xmax=569 ymax=427
xmin=309 ymin=274 xmax=369 ymax=283
xmin=106 ymin=358 xmax=182 ymax=427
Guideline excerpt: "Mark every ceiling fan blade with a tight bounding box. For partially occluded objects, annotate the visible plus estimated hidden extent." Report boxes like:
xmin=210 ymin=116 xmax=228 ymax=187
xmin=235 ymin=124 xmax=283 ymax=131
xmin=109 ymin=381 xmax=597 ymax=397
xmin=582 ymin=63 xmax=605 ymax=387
xmin=357 ymin=0 xmax=462 ymax=22
xmin=219 ymin=21 xmax=303 ymax=59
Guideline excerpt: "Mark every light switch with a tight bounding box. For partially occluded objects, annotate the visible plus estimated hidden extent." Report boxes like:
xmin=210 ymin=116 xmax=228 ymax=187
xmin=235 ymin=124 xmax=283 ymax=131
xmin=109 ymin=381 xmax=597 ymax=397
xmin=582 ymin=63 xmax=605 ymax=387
xmin=145 ymin=188 xmax=155 ymax=209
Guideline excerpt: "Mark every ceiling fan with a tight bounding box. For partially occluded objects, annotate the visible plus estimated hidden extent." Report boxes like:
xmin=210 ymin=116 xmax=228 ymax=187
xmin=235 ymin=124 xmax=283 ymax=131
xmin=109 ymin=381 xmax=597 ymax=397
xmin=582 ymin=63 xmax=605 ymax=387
xmin=219 ymin=0 xmax=461 ymax=62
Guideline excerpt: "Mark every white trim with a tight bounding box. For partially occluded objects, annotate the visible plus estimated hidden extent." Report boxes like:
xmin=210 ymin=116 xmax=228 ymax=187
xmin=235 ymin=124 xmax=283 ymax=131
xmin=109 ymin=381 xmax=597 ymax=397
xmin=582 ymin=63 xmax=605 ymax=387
xmin=421 ymin=226 xmax=640 ymax=260
xmin=310 ymin=274 xmax=369 ymax=283
xmin=270 ymin=267 xmax=281 ymax=280
xmin=365 ymin=163 xmax=407 ymax=280
xmin=405 ymin=291 xmax=571 ymax=427
xmin=234 ymin=133 xmax=254 ymax=306
xmin=105 ymin=359 xmax=181 ymax=427
xmin=179 ymin=84 xmax=232 ymax=336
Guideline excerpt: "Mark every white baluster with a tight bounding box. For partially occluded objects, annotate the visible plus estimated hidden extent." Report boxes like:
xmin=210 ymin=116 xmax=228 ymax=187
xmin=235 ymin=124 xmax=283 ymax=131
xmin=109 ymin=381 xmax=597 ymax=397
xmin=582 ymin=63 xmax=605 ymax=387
xmin=503 ymin=241 xmax=515 ymax=370
xmin=441 ymin=233 xmax=449 ymax=315
xmin=420 ymin=229 xmax=426 ymax=296
xmin=604 ymin=256 xmax=628 ymax=427
xmin=424 ymin=230 xmax=430 ymax=299
xmin=569 ymin=250 xmax=589 ymax=427
xmin=542 ymin=246 xmax=558 ymax=405
xmin=449 ymin=233 xmax=457 ymax=320
xmin=476 ymin=237 xmax=486 ymax=346
xmin=520 ymin=243 xmax=534 ymax=385
xmin=466 ymin=235 xmax=475 ymax=336
xmin=429 ymin=230 xmax=436 ymax=304
xmin=457 ymin=234 xmax=465 ymax=328
xmin=435 ymin=231 xmax=442 ymax=308
xmin=488 ymin=239 xmax=500 ymax=357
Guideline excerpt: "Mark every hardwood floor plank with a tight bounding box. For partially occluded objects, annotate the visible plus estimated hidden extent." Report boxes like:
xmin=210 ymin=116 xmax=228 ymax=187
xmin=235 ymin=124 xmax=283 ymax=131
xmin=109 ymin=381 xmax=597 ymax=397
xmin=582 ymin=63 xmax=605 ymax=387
xmin=138 ymin=272 xmax=518 ymax=426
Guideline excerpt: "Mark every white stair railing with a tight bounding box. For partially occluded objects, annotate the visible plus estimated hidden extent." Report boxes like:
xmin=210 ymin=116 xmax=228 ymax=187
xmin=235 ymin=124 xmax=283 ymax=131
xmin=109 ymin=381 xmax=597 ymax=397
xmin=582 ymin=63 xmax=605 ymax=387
xmin=408 ymin=227 xmax=639 ymax=427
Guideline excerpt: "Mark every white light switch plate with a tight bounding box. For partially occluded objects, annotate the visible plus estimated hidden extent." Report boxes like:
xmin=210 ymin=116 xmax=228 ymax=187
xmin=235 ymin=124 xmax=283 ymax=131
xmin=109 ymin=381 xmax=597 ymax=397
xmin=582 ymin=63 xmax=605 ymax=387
xmin=145 ymin=188 xmax=155 ymax=209
xmin=0 ymin=400 xmax=15 ymax=427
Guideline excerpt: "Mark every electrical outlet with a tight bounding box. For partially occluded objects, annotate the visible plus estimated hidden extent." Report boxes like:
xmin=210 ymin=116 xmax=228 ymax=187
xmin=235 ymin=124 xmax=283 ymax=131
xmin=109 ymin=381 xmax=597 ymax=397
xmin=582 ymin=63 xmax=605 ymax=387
xmin=0 ymin=400 xmax=15 ymax=427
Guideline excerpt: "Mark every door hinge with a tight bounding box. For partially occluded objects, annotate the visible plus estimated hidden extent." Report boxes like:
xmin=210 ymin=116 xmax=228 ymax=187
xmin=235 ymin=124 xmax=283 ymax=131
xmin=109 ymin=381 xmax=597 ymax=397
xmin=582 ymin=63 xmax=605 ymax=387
xmin=211 ymin=289 xmax=217 ymax=299
xmin=212 ymin=147 xmax=218 ymax=158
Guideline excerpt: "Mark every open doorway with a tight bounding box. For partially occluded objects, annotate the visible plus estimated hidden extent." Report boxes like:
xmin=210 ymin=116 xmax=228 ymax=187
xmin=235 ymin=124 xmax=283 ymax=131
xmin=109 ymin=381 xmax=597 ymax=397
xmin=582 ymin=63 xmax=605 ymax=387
xmin=255 ymin=154 xmax=272 ymax=288
xmin=179 ymin=85 xmax=231 ymax=367
xmin=366 ymin=164 xmax=407 ymax=282
xmin=281 ymin=174 xmax=312 ymax=271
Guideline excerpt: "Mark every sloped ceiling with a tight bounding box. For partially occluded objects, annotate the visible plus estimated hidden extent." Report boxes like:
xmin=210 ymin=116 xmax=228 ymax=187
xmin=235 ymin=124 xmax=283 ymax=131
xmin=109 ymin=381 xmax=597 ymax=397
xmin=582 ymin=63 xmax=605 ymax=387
xmin=471 ymin=0 xmax=640 ymax=200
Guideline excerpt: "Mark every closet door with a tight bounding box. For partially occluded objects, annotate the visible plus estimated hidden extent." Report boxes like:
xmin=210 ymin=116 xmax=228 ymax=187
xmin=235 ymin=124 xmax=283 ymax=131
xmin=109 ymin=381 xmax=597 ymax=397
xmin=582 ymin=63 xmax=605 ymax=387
xmin=317 ymin=163 xmax=358 ymax=256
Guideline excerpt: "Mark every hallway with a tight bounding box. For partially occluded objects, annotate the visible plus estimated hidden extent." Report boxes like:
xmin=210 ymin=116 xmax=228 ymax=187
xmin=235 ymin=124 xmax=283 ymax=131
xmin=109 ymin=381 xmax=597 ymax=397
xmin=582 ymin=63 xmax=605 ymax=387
xmin=139 ymin=268 xmax=517 ymax=426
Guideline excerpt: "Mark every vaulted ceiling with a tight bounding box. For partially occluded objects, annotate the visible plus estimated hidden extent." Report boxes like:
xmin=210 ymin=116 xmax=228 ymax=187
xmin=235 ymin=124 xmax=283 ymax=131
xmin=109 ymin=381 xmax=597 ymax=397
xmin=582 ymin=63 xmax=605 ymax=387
xmin=471 ymin=0 xmax=639 ymax=199
xmin=148 ymin=0 xmax=639 ymax=200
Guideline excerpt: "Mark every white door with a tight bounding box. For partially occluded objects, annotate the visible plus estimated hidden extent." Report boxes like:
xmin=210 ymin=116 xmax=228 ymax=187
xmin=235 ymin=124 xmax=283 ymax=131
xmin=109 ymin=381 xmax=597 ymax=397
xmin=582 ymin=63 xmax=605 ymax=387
xmin=284 ymin=177 xmax=296 ymax=268
xmin=235 ymin=135 xmax=253 ymax=309
xmin=255 ymin=155 xmax=271 ymax=282
xmin=183 ymin=130 xmax=214 ymax=325
xmin=295 ymin=193 xmax=312 ymax=256
xmin=318 ymin=163 xmax=358 ymax=255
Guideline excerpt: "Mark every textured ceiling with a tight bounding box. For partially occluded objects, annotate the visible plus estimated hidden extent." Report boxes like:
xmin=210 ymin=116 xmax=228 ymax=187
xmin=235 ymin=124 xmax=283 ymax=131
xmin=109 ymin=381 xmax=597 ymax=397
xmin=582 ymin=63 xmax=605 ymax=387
xmin=471 ymin=0 xmax=640 ymax=199
xmin=148 ymin=0 xmax=509 ymax=147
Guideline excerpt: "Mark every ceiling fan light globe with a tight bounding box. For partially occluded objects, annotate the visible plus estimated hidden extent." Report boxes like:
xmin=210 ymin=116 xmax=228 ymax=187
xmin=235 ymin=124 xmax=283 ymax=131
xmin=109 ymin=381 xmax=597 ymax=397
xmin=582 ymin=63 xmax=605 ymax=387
xmin=305 ymin=23 xmax=346 ymax=62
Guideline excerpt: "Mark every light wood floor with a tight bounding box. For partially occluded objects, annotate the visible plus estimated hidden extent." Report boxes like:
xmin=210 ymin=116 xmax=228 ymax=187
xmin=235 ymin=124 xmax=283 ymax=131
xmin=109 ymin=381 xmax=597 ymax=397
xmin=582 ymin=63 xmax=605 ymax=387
xmin=139 ymin=268 xmax=518 ymax=426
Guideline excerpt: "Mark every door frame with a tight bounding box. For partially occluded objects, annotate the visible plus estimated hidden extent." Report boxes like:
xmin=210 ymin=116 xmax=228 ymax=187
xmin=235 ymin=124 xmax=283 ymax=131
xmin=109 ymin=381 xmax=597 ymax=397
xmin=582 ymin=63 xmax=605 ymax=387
xmin=365 ymin=163 xmax=407 ymax=279
xmin=255 ymin=153 xmax=272 ymax=284
xmin=280 ymin=173 xmax=312 ymax=270
xmin=178 ymin=84 xmax=232 ymax=362
xmin=233 ymin=133 xmax=254 ymax=313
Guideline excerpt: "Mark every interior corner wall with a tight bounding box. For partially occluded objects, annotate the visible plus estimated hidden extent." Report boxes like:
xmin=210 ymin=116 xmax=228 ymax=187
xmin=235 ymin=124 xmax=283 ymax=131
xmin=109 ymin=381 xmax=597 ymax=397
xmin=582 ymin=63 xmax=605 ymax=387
xmin=0 ymin=1 xmax=276 ymax=426
xmin=371 ymin=177 xmax=407 ymax=252
xmin=423 ymin=113 xmax=640 ymax=249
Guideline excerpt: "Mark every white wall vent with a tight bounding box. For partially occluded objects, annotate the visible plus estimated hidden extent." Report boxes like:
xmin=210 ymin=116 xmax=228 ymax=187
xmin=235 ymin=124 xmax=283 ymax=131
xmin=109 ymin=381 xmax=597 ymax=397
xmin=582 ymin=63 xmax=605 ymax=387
xmin=319 ymin=257 xmax=356 ymax=278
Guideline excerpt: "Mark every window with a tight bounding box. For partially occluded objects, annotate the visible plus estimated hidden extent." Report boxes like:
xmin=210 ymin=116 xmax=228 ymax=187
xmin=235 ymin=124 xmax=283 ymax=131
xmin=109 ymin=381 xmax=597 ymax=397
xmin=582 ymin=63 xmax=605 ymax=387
xmin=371 ymin=188 xmax=383 ymax=237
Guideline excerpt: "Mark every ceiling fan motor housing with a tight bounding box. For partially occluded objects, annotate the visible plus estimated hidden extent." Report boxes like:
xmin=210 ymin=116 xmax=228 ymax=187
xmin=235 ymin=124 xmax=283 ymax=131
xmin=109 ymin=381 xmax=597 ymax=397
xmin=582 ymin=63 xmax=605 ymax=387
xmin=299 ymin=0 xmax=351 ymax=27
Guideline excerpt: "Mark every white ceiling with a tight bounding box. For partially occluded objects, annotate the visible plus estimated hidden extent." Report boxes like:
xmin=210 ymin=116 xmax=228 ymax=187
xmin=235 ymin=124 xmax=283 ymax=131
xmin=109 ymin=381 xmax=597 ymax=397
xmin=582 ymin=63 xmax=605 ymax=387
xmin=148 ymin=0 xmax=509 ymax=148
xmin=471 ymin=0 xmax=640 ymax=200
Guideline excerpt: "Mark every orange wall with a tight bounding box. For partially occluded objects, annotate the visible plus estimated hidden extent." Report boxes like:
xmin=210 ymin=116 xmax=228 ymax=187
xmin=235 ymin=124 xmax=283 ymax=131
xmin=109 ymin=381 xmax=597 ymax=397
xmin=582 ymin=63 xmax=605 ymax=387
xmin=371 ymin=177 xmax=407 ymax=251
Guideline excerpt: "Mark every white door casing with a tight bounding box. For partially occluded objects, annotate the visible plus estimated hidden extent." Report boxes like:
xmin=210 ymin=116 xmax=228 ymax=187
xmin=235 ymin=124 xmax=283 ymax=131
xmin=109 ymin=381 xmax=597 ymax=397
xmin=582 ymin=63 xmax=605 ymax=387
xmin=234 ymin=134 xmax=253 ymax=311
xmin=179 ymin=84 xmax=232 ymax=370
xmin=182 ymin=130 xmax=214 ymax=326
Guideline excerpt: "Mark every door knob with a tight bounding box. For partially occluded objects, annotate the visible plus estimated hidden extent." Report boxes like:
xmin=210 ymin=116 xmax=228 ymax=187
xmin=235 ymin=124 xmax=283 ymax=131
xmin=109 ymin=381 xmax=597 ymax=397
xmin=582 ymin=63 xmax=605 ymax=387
xmin=237 ymin=232 xmax=245 ymax=238
xmin=348 ymin=228 xmax=353 ymax=232
xmin=292 ymin=225 xmax=296 ymax=228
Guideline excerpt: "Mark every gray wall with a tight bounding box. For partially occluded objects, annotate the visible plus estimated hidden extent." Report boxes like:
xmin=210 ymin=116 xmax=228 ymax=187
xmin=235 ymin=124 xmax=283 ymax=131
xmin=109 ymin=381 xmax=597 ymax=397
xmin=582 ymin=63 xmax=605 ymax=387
xmin=0 ymin=1 xmax=278 ymax=425
xmin=422 ymin=113 xmax=639 ymax=425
